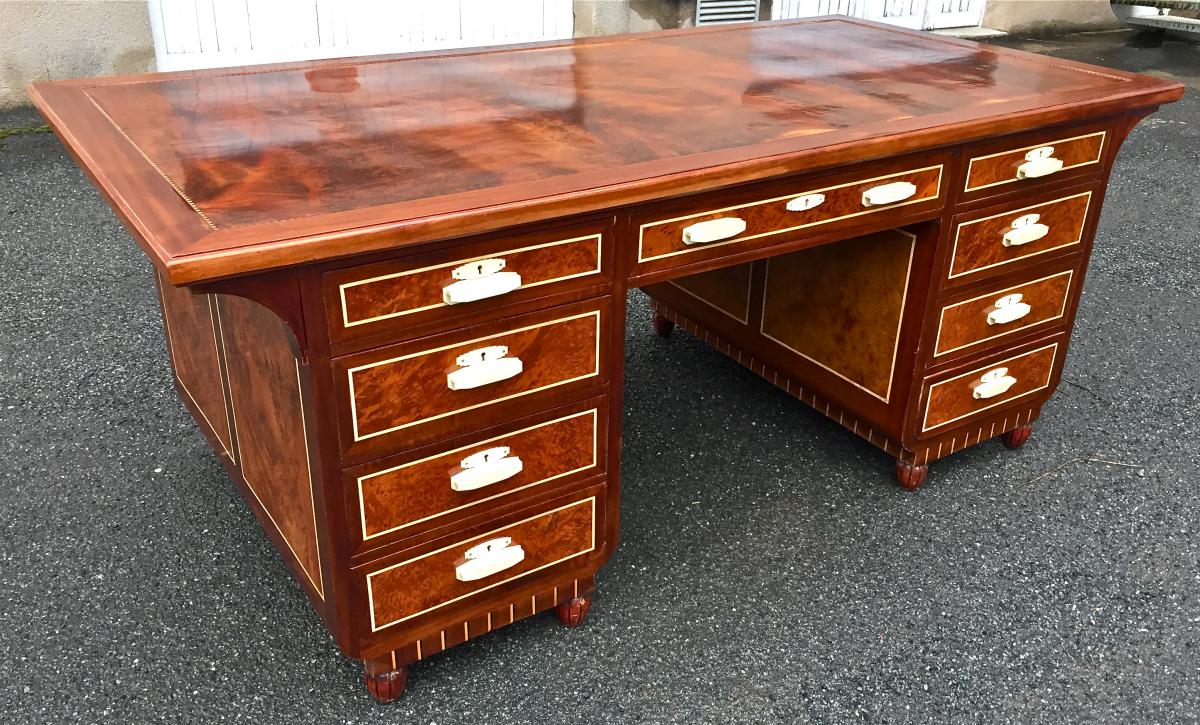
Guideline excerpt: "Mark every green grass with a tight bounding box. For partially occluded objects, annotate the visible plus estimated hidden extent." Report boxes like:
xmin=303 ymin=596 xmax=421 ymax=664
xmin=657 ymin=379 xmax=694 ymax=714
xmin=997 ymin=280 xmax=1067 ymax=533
xmin=0 ymin=124 xmax=51 ymax=140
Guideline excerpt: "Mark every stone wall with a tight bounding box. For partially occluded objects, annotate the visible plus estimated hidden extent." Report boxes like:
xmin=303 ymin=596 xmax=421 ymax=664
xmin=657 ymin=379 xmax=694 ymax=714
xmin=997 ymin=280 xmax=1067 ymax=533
xmin=0 ymin=0 xmax=155 ymax=110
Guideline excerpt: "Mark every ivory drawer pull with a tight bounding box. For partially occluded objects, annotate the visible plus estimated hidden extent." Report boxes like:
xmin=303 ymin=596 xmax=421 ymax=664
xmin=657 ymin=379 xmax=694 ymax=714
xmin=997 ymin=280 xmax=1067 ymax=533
xmin=450 ymin=446 xmax=524 ymax=492
xmin=987 ymin=293 xmax=1032 ymax=326
xmin=681 ymin=217 xmax=747 ymax=245
xmin=1016 ymin=146 xmax=1063 ymax=179
xmin=455 ymin=537 xmax=525 ymax=582
xmin=1002 ymin=213 xmax=1050 ymax=247
xmin=442 ymin=258 xmax=522 ymax=305
xmin=861 ymin=181 xmax=917 ymax=207
xmin=785 ymin=193 xmax=826 ymax=212
xmin=972 ymin=367 xmax=1017 ymax=399
xmin=446 ymin=345 xmax=523 ymax=391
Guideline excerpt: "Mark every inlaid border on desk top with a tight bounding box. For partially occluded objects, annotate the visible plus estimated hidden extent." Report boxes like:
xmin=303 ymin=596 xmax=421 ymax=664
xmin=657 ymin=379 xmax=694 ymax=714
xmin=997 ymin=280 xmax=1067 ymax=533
xmin=636 ymin=164 xmax=942 ymax=264
xmin=356 ymin=408 xmax=600 ymax=541
xmin=337 ymin=233 xmax=604 ymax=329
xmin=948 ymin=190 xmax=1093 ymax=281
xmin=365 ymin=496 xmax=596 ymax=632
xmin=346 ymin=309 xmax=603 ymax=442
xmin=964 ymin=131 xmax=1107 ymax=193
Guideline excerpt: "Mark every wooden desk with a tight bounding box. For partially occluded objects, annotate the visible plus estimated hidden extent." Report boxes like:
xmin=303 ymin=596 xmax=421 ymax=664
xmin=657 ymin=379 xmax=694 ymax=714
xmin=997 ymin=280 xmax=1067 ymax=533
xmin=30 ymin=18 xmax=1181 ymax=701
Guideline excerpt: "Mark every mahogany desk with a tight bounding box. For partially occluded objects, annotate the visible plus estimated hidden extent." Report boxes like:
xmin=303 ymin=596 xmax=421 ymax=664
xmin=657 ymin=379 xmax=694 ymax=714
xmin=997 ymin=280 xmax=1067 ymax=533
xmin=30 ymin=18 xmax=1181 ymax=701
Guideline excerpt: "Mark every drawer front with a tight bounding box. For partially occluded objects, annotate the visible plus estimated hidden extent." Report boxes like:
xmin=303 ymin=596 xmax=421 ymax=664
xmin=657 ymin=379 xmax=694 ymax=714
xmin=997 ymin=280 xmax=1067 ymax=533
xmin=351 ymin=399 xmax=605 ymax=550
xmin=933 ymin=268 xmax=1075 ymax=360
xmin=948 ymin=190 xmax=1091 ymax=282
xmin=324 ymin=219 xmax=611 ymax=345
xmin=338 ymin=298 xmax=607 ymax=460
xmin=634 ymin=159 xmax=945 ymax=274
xmin=921 ymin=340 xmax=1061 ymax=434
xmin=364 ymin=493 xmax=598 ymax=632
xmin=964 ymin=130 xmax=1106 ymax=195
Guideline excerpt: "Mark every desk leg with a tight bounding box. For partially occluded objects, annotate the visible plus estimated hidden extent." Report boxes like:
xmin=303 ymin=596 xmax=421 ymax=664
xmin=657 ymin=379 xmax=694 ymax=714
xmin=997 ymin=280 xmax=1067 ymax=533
xmin=1001 ymin=423 xmax=1033 ymax=450
xmin=651 ymin=310 xmax=675 ymax=338
xmin=554 ymin=593 xmax=592 ymax=627
xmin=894 ymin=460 xmax=928 ymax=491
xmin=363 ymin=654 xmax=408 ymax=703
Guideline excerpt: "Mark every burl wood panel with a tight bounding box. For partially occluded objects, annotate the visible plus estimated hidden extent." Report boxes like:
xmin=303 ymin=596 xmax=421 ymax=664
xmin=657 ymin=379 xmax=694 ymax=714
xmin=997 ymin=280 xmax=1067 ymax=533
xmin=934 ymin=269 xmax=1074 ymax=358
xmin=342 ymin=299 xmax=605 ymax=448
xmin=670 ymin=263 xmax=754 ymax=323
xmin=964 ymin=130 xmax=1105 ymax=192
xmin=218 ymin=294 xmax=323 ymax=598
xmin=30 ymin=20 xmax=1181 ymax=283
xmin=327 ymin=226 xmax=605 ymax=339
xmin=760 ymin=229 xmax=916 ymax=402
xmin=949 ymin=190 xmax=1091 ymax=281
xmin=366 ymin=496 xmax=596 ymax=631
xmin=156 ymin=273 xmax=233 ymax=458
xmin=638 ymin=164 xmax=942 ymax=263
xmin=355 ymin=406 xmax=601 ymax=544
xmin=922 ymin=342 xmax=1059 ymax=432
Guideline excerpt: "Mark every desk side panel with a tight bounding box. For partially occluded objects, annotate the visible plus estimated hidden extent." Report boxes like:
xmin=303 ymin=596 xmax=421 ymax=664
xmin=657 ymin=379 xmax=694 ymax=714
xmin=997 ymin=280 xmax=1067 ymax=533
xmin=157 ymin=274 xmax=329 ymax=611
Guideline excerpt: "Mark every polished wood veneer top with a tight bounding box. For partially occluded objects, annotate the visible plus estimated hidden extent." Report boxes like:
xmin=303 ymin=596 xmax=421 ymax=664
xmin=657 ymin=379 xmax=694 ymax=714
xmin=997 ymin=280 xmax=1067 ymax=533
xmin=29 ymin=18 xmax=1181 ymax=284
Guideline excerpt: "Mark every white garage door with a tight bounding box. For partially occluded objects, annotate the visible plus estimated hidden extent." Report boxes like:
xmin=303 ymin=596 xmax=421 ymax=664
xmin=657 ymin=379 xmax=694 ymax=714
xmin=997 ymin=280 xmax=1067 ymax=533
xmin=148 ymin=0 xmax=575 ymax=72
xmin=771 ymin=0 xmax=986 ymax=30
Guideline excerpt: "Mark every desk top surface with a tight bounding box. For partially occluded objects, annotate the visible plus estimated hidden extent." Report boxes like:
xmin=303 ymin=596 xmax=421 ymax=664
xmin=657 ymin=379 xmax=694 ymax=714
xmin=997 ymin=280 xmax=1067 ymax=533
xmin=31 ymin=17 xmax=1181 ymax=284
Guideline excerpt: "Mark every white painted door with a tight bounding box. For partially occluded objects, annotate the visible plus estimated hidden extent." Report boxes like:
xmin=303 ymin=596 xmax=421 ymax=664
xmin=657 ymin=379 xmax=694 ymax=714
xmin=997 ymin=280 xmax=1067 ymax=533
xmin=148 ymin=0 xmax=575 ymax=72
xmin=771 ymin=0 xmax=985 ymax=30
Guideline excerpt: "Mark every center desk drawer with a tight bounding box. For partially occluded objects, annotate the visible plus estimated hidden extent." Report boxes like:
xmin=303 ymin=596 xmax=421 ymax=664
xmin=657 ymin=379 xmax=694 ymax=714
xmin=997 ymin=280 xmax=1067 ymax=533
xmin=361 ymin=487 xmax=602 ymax=635
xmin=632 ymin=155 xmax=947 ymax=278
xmin=335 ymin=298 xmax=609 ymax=462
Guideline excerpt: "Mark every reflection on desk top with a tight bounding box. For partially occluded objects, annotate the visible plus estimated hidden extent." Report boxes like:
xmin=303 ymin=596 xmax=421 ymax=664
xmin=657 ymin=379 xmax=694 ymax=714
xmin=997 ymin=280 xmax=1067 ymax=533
xmin=29 ymin=18 xmax=1182 ymax=284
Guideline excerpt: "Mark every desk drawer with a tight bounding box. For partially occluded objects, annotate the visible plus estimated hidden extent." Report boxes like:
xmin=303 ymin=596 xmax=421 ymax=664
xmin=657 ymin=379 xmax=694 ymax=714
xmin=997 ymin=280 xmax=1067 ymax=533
xmin=948 ymin=189 xmax=1092 ymax=283
xmin=348 ymin=398 xmax=606 ymax=553
xmin=921 ymin=338 xmax=1062 ymax=434
xmin=633 ymin=157 xmax=946 ymax=277
xmin=337 ymin=298 xmax=607 ymax=461
xmin=963 ymin=126 xmax=1107 ymax=197
xmin=363 ymin=490 xmax=600 ymax=633
xmin=324 ymin=219 xmax=611 ymax=346
xmin=933 ymin=267 xmax=1076 ymax=361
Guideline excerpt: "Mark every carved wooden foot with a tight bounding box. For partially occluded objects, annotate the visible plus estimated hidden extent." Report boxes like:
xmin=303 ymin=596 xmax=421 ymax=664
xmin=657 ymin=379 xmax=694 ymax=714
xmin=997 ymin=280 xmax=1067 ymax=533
xmin=894 ymin=459 xmax=928 ymax=491
xmin=363 ymin=656 xmax=409 ymax=703
xmin=554 ymin=594 xmax=591 ymax=628
xmin=651 ymin=311 xmax=675 ymax=338
xmin=1001 ymin=423 xmax=1033 ymax=450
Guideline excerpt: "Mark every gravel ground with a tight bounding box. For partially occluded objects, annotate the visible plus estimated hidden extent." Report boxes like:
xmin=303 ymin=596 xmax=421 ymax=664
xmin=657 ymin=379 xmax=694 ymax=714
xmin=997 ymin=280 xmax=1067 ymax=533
xmin=1 ymin=29 xmax=1198 ymax=725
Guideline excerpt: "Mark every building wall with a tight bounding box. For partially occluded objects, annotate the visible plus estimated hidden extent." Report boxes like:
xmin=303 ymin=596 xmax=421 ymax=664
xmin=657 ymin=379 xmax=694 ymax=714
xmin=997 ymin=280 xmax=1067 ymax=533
xmin=983 ymin=0 xmax=1122 ymax=35
xmin=573 ymin=0 xmax=697 ymax=36
xmin=0 ymin=0 xmax=156 ymax=110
